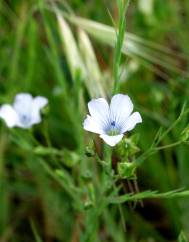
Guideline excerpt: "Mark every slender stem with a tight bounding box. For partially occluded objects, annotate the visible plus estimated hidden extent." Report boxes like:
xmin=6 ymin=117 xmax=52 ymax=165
xmin=112 ymin=0 xmax=130 ymax=95
xmin=154 ymin=141 xmax=183 ymax=151
xmin=133 ymin=106 xmax=189 ymax=168
xmin=104 ymin=144 xmax=112 ymax=169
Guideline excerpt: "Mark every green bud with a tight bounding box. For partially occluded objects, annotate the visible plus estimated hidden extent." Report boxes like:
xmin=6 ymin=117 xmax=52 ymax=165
xmin=117 ymin=162 xmax=136 ymax=179
xmin=62 ymin=149 xmax=80 ymax=167
xmin=116 ymin=135 xmax=140 ymax=158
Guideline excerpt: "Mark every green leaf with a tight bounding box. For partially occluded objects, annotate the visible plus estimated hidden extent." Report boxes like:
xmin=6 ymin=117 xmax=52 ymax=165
xmin=109 ymin=189 xmax=189 ymax=204
xmin=178 ymin=231 xmax=188 ymax=242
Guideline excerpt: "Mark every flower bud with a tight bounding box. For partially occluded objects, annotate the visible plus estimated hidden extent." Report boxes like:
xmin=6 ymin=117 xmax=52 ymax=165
xmin=117 ymin=162 xmax=136 ymax=179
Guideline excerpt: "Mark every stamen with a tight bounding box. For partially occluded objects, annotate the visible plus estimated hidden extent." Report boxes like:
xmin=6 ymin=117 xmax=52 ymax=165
xmin=111 ymin=121 xmax=116 ymax=126
xmin=107 ymin=121 xmax=120 ymax=136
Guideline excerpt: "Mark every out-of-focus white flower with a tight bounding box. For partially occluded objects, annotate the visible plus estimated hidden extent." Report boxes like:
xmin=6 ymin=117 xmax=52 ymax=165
xmin=83 ymin=94 xmax=142 ymax=147
xmin=0 ymin=93 xmax=48 ymax=129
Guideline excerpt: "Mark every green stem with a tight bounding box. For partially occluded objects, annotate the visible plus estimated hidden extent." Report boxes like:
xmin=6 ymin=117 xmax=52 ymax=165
xmin=133 ymin=106 xmax=189 ymax=168
xmin=112 ymin=0 xmax=130 ymax=95
xmin=155 ymin=141 xmax=183 ymax=151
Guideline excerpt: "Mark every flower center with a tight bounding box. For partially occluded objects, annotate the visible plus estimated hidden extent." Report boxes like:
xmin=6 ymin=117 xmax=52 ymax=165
xmin=111 ymin=121 xmax=116 ymax=126
xmin=20 ymin=114 xmax=31 ymax=125
xmin=107 ymin=121 xmax=120 ymax=136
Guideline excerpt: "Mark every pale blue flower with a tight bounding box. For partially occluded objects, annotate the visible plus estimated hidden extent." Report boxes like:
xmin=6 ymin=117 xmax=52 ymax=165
xmin=83 ymin=94 xmax=142 ymax=146
xmin=0 ymin=93 xmax=48 ymax=128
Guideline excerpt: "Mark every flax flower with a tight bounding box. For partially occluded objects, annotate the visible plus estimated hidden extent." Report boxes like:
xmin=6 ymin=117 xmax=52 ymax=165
xmin=0 ymin=93 xmax=48 ymax=129
xmin=83 ymin=94 xmax=142 ymax=146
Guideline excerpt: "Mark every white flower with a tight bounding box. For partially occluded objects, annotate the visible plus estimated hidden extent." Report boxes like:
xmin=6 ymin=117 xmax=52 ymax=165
xmin=83 ymin=94 xmax=142 ymax=146
xmin=0 ymin=93 xmax=48 ymax=129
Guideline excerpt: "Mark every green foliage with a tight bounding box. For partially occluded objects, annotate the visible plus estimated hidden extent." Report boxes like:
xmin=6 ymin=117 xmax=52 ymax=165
xmin=178 ymin=231 xmax=188 ymax=242
xmin=112 ymin=0 xmax=130 ymax=94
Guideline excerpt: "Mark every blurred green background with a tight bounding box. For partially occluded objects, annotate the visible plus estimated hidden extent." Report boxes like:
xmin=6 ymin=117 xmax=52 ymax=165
xmin=0 ymin=0 xmax=189 ymax=241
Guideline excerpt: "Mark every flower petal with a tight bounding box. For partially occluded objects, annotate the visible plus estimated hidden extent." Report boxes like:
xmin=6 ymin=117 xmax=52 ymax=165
xmin=83 ymin=115 xmax=104 ymax=134
xmin=121 ymin=112 xmax=142 ymax=133
xmin=13 ymin=93 xmax=33 ymax=116
xmin=33 ymin=96 xmax=48 ymax=110
xmin=88 ymin=98 xmax=110 ymax=131
xmin=100 ymin=134 xmax=123 ymax=146
xmin=110 ymin=94 xmax=133 ymax=127
xmin=30 ymin=96 xmax=48 ymax=125
xmin=0 ymin=104 xmax=18 ymax=127
xmin=12 ymin=93 xmax=48 ymax=128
